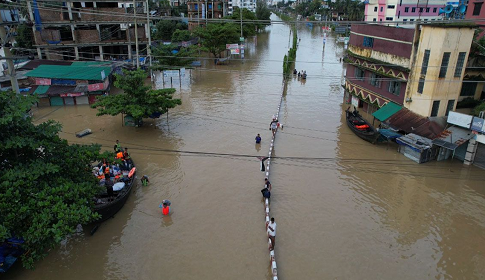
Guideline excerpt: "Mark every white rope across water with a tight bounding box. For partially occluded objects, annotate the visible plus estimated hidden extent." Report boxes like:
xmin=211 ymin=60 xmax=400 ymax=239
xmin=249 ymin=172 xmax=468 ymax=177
xmin=264 ymin=91 xmax=284 ymax=280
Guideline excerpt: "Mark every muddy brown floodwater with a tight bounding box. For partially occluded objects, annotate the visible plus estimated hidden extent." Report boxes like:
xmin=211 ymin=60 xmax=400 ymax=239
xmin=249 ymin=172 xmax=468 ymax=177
xmin=7 ymin=15 xmax=485 ymax=280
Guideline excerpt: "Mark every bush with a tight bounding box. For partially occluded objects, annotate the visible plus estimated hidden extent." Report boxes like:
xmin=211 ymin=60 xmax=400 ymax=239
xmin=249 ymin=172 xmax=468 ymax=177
xmin=473 ymin=102 xmax=485 ymax=116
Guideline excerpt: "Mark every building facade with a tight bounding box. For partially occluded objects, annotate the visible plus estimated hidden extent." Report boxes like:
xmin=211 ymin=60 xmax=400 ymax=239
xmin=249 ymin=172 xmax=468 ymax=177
xmin=26 ymin=0 xmax=149 ymax=61
xmin=364 ymin=0 xmax=447 ymax=26
xmin=228 ymin=0 xmax=256 ymax=15
xmin=344 ymin=23 xmax=475 ymax=118
xmin=187 ymin=0 xmax=229 ymax=30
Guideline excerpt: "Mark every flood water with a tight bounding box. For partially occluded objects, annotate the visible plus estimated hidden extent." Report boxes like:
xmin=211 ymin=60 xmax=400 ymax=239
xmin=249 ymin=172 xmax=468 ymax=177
xmin=7 ymin=15 xmax=485 ymax=280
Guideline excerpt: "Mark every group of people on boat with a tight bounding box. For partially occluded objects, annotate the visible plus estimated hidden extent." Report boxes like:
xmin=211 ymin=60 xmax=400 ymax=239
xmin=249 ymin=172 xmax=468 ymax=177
xmin=294 ymin=69 xmax=307 ymax=79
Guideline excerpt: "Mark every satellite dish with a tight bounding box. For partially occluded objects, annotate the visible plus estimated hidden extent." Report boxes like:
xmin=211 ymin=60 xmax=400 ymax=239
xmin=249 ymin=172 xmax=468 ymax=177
xmin=457 ymin=4 xmax=466 ymax=13
xmin=445 ymin=4 xmax=454 ymax=13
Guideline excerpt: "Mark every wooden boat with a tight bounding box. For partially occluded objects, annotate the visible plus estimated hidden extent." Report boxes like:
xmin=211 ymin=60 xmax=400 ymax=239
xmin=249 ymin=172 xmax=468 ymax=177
xmin=346 ymin=108 xmax=379 ymax=143
xmin=92 ymin=160 xmax=137 ymax=223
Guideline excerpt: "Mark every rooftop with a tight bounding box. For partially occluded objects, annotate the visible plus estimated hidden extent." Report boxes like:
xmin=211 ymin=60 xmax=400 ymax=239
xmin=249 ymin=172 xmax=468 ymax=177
xmin=26 ymin=65 xmax=112 ymax=81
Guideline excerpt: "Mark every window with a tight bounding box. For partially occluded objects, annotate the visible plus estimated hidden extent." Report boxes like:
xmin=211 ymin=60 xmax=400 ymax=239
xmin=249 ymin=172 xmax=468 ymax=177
xmin=412 ymin=7 xmax=416 ymax=12
xmin=454 ymin=52 xmax=466 ymax=77
xmin=380 ymin=18 xmax=383 ymax=21
xmin=473 ymin=2 xmax=483 ymax=16
xmin=363 ymin=36 xmax=374 ymax=47
xmin=194 ymin=4 xmax=198 ymax=9
xmin=374 ymin=6 xmax=378 ymax=12
xmin=424 ymin=19 xmax=428 ymax=22
xmin=373 ymin=18 xmax=377 ymax=21
xmin=386 ymin=17 xmax=393 ymax=20
xmin=418 ymin=78 xmax=425 ymax=93
xmin=403 ymin=19 xmax=408 ymax=21
xmin=431 ymin=101 xmax=440 ymax=117
xmin=419 ymin=7 xmax=423 ymax=12
xmin=388 ymin=81 xmax=401 ymax=96
xmin=426 ymin=7 xmax=430 ymax=12
xmin=388 ymin=5 xmax=395 ymax=8
xmin=445 ymin=100 xmax=455 ymax=116
xmin=370 ymin=73 xmax=382 ymax=88
xmin=410 ymin=19 xmax=414 ymax=21
xmin=405 ymin=7 xmax=409 ymax=12
xmin=400 ymin=0 xmax=402 ymax=5
xmin=398 ymin=11 xmax=401 ymax=18
xmin=460 ymin=82 xmax=478 ymax=96
xmin=433 ymin=8 xmax=437 ymax=13
xmin=439 ymin=52 xmax=451 ymax=78
xmin=355 ymin=68 xmax=365 ymax=81
xmin=421 ymin=49 xmax=430 ymax=75
xmin=208 ymin=4 xmax=212 ymax=8
xmin=380 ymin=7 xmax=383 ymax=12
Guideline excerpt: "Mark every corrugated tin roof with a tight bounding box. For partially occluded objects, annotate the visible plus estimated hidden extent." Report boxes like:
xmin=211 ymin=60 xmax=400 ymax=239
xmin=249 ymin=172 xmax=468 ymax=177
xmin=19 ymin=60 xmax=73 ymax=70
xmin=431 ymin=126 xmax=474 ymax=150
xmin=34 ymin=85 xmax=49 ymax=94
xmin=385 ymin=108 xmax=444 ymax=139
xmin=26 ymin=65 xmax=111 ymax=81
xmin=396 ymin=133 xmax=433 ymax=151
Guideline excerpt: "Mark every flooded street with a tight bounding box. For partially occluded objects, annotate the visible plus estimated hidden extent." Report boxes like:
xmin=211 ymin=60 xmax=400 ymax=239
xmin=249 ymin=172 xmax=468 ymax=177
xmin=7 ymin=15 xmax=485 ymax=280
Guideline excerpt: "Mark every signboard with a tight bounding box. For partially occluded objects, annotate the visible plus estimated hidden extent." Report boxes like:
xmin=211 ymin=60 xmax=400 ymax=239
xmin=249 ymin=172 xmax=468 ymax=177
xmin=51 ymin=79 xmax=76 ymax=86
xmin=180 ymin=68 xmax=185 ymax=77
xmin=335 ymin=26 xmax=347 ymax=34
xmin=447 ymin=111 xmax=473 ymax=129
xmin=226 ymin=44 xmax=238 ymax=50
xmin=60 ymin=92 xmax=84 ymax=97
xmin=240 ymin=37 xmax=244 ymax=42
xmin=202 ymin=2 xmax=205 ymax=19
xmin=471 ymin=117 xmax=485 ymax=133
xmin=88 ymin=82 xmax=106 ymax=92
xmin=230 ymin=48 xmax=240 ymax=54
xmin=35 ymin=78 xmax=51 ymax=85
xmin=163 ymin=70 xmax=179 ymax=78
xmin=351 ymin=95 xmax=359 ymax=107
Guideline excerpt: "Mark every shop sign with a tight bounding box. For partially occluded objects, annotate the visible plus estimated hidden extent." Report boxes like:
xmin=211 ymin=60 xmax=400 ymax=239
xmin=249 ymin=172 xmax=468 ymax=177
xmin=471 ymin=117 xmax=485 ymax=133
xmin=447 ymin=111 xmax=473 ymax=129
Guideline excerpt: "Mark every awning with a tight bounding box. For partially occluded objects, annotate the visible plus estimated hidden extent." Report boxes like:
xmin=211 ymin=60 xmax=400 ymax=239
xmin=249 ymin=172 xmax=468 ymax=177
xmin=431 ymin=126 xmax=474 ymax=150
xmin=379 ymin=129 xmax=402 ymax=140
xmin=34 ymin=85 xmax=49 ymax=94
xmin=396 ymin=133 xmax=433 ymax=152
xmin=372 ymin=102 xmax=402 ymax=121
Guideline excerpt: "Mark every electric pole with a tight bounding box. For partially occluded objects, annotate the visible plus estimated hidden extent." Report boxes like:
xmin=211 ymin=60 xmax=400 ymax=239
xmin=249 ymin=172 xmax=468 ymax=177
xmin=146 ymin=0 xmax=152 ymax=72
xmin=0 ymin=16 xmax=19 ymax=94
xmin=134 ymin=0 xmax=140 ymax=68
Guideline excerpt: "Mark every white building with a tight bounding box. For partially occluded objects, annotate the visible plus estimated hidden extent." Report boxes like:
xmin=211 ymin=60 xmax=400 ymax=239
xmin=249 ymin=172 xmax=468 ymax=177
xmin=228 ymin=0 xmax=257 ymax=14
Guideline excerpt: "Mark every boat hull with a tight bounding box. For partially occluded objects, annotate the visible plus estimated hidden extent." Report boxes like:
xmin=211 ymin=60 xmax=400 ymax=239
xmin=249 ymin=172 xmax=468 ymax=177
xmin=346 ymin=109 xmax=379 ymax=144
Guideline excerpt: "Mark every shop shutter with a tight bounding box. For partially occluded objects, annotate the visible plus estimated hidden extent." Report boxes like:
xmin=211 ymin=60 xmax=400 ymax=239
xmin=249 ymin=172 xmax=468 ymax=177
xmin=75 ymin=96 xmax=89 ymax=105
xmin=38 ymin=97 xmax=51 ymax=107
xmin=50 ymin=96 xmax=64 ymax=106
xmin=64 ymin=97 xmax=75 ymax=106
xmin=473 ymin=143 xmax=485 ymax=169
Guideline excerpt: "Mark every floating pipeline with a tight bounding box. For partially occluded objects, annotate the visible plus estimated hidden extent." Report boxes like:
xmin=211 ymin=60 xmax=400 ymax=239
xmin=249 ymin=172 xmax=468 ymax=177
xmin=263 ymin=89 xmax=284 ymax=280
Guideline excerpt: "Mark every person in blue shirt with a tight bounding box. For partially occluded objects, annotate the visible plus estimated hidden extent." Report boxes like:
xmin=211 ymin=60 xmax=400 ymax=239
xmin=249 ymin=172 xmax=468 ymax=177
xmin=255 ymin=134 xmax=262 ymax=144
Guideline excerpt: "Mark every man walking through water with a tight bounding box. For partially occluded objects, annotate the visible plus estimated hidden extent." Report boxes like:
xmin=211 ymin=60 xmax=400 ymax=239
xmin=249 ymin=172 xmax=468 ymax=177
xmin=268 ymin=217 xmax=276 ymax=250
xmin=269 ymin=117 xmax=278 ymax=136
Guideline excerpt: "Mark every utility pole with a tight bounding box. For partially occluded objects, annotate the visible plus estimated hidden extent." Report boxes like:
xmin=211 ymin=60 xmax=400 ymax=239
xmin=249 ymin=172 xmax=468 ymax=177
xmin=146 ymin=0 xmax=152 ymax=71
xmin=134 ymin=0 xmax=140 ymax=68
xmin=0 ymin=16 xmax=19 ymax=94
xmin=240 ymin=6 xmax=244 ymax=59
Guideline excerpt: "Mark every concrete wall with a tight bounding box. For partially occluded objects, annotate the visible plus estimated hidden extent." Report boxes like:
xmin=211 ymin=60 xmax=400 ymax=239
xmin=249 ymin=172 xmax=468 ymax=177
xmin=405 ymin=26 xmax=475 ymax=117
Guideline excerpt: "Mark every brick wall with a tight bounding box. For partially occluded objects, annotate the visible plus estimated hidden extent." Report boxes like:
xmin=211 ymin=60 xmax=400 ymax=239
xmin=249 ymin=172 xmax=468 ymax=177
xmin=76 ymin=30 xmax=100 ymax=43
xmin=39 ymin=6 xmax=63 ymax=22
xmin=128 ymin=27 xmax=147 ymax=40
xmin=34 ymin=30 xmax=61 ymax=45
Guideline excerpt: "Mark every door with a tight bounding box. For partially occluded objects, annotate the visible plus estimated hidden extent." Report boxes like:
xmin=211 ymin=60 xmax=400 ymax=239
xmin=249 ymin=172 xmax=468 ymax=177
xmin=473 ymin=143 xmax=485 ymax=169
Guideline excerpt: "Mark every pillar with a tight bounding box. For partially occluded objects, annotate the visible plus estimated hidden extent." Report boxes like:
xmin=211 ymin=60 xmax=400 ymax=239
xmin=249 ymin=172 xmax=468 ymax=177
xmin=464 ymin=138 xmax=478 ymax=165
xmin=128 ymin=44 xmax=133 ymax=60
xmin=99 ymin=46 xmax=104 ymax=61
xmin=74 ymin=47 xmax=80 ymax=60
xmin=37 ymin=48 xmax=42 ymax=59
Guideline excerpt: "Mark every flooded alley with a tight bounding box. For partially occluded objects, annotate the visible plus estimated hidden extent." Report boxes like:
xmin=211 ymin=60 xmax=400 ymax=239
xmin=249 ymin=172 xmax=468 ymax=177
xmin=7 ymin=15 xmax=485 ymax=280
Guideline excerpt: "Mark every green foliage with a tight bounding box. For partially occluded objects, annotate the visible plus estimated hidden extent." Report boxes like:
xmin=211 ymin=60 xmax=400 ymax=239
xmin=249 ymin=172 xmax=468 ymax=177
xmin=152 ymin=44 xmax=197 ymax=68
xmin=171 ymin=29 xmax=192 ymax=42
xmin=283 ymin=27 xmax=298 ymax=77
xmin=0 ymin=91 xmax=104 ymax=269
xmin=470 ymin=29 xmax=485 ymax=57
xmin=273 ymin=10 xmax=293 ymax=22
xmin=92 ymin=69 xmax=181 ymax=120
xmin=224 ymin=7 xmax=260 ymax=37
xmin=457 ymin=97 xmax=481 ymax=109
xmin=171 ymin=4 xmax=188 ymax=17
xmin=256 ymin=0 xmax=271 ymax=26
xmin=328 ymin=0 xmax=364 ymax=21
xmin=153 ymin=20 xmax=188 ymax=41
xmin=193 ymin=23 xmax=240 ymax=58
xmin=13 ymin=24 xmax=33 ymax=55
xmin=473 ymin=102 xmax=485 ymax=116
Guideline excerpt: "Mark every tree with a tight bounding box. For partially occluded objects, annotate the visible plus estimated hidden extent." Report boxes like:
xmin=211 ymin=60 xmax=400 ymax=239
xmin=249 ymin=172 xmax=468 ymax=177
xmin=193 ymin=23 xmax=240 ymax=58
xmin=0 ymin=91 xmax=105 ymax=269
xmin=152 ymin=43 xmax=197 ymax=68
xmin=92 ymin=69 xmax=181 ymax=121
xmin=224 ymin=7 xmax=260 ymax=37
xmin=256 ymin=0 xmax=272 ymax=27
xmin=171 ymin=29 xmax=192 ymax=42
xmin=13 ymin=24 xmax=34 ymax=55
xmin=153 ymin=20 xmax=188 ymax=41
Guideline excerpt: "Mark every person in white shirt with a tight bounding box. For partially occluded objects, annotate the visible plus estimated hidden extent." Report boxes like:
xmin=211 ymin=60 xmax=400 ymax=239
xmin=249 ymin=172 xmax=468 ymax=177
xmin=267 ymin=217 xmax=276 ymax=250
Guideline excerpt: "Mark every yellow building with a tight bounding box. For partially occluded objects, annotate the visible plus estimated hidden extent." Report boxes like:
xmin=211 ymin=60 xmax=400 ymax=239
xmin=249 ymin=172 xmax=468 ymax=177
xmin=405 ymin=24 xmax=475 ymax=117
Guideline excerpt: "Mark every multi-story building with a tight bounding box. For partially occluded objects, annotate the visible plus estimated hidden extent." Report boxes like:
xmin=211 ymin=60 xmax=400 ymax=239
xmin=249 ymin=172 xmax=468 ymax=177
xmin=228 ymin=0 xmax=256 ymax=15
xmin=465 ymin=0 xmax=485 ymax=38
xmin=26 ymin=0 xmax=149 ymax=61
xmin=364 ymin=0 xmax=447 ymax=26
xmin=344 ymin=23 xmax=475 ymax=118
xmin=187 ymin=0 xmax=229 ymax=30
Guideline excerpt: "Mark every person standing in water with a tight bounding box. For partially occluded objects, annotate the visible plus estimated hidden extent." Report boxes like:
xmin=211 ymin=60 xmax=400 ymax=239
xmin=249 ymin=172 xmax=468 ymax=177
xmin=255 ymin=134 xmax=262 ymax=144
xmin=160 ymin=199 xmax=171 ymax=215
